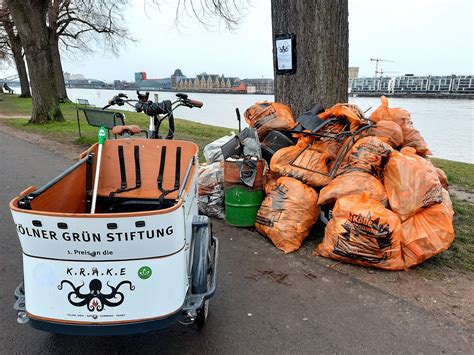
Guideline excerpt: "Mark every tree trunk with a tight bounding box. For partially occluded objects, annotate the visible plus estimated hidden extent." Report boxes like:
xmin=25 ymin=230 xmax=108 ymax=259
xmin=13 ymin=48 xmax=31 ymax=98
xmin=49 ymin=34 xmax=68 ymax=102
xmin=3 ymin=20 xmax=31 ymax=97
xmin=271 ymin=0 xmax=349 ymax=116
xmin=6 ymin=0 xmax=63 ymax=123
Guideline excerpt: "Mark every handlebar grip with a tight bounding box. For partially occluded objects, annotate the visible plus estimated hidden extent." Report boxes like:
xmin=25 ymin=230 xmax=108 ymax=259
xmin=189 ymin=99 xmax=203 ymax=108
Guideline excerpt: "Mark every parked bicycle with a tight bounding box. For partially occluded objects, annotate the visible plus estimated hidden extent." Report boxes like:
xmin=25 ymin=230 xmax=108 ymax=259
xmin=103 ymin=91 xmax=203 ymax=139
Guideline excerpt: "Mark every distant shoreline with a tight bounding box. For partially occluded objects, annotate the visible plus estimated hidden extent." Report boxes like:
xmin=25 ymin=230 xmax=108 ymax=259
xmin=350 ymin=92 xmax=474 ymax=100
xmin=67 ymin=85 xmax=274 ymax=96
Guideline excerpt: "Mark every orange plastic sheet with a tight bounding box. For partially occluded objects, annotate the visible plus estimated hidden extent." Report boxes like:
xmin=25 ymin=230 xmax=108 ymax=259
xmin=316 ymin=193 xmax=405 ymax=270
xmin=318 ymin=171 xmax=388 ymax=206
xmin=319 ymin=104 xmax=362 ymax=131
xmin=401 ymin=189 xmax=454 ymax=268
xmin=244 ymin=101 xmax=296 ymax=140
xmin=368 ymin=120 xmax=404 ymax=148
xmin=338 ymin=136 xmax=392 ymax=179
xmin=270 ymin=136 xmax=332 ymax=187
xmin=384 ymin=147 xmax=443 ymax=221
xmin=256 ymin=177 xmax=320 ymax=253
xmin=369 ymin=96 xmax=411 ymax=127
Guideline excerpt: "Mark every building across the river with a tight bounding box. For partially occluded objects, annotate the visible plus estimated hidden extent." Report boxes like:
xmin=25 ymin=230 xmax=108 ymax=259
xmin=351 ymin=74 xmax=474 ymax=98
xmin=64 ymin=69 xmax=275 ymax=94
xmin=135 ymin=72 xmax=171 ymax=90
xmin=174 ymin=71 xmax=274 ymax=94
xmin=175 ymin=73 xmax=238 ymax=92
xmin=348 ymin=67 xmax=359 ymax=90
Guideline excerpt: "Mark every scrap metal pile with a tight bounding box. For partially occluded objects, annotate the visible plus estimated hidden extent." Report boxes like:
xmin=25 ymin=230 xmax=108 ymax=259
xmin=199 ymin=96 xmax=454 ymax=270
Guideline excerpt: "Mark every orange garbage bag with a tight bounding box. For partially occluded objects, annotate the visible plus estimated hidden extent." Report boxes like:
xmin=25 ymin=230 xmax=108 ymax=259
xmin=401 ymin=120 xmax=432 ymax=156
xmin=333 ymin=103 xmax=365 ymax=120
xmin=435 ymin=167 xmax=449 ymax=190
xmin=312 ymin=139 xmax=343 ymax=160
xmin=270 ymin=137 xmax=332 ymax=187
xmin=338 ymin=136 xmax=392 ymax=179
xmin=318 ymin=171 xmax=388 ymax=206
xmin=315 ymin=193 xmax=405 ymax=270
xmin=319 ymin=104 xmax=362 ymax=131
xmin=244 ymin=101 xmax=297 ymax=140
xmin=256 ymin=177 xmax=320 ymax=253
xmin=263 ymin=170 xmax=279 ymax=194
xmin=384 ymin=147 xmax=443 ymax=221
xmin=310 ymin=120 xmax=348 ymax=159
xmin=425 ymin=159 xmax=449 ymax=190
xmin=368 ymin=120 xmax=404 ymax=148
xmin=401 ymin=189 xmax=454 ymax=268
xmin=369 ymin=96 xmax=431 ymax=155
xmin=293 ymin=130 xmax=344 ymax=161
xmin=369 ymin=96 xmax=410 ymax=127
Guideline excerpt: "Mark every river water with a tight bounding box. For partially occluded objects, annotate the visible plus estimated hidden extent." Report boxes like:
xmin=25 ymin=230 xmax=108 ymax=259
xmin=66 ymin=88 xmax=473 ymax=163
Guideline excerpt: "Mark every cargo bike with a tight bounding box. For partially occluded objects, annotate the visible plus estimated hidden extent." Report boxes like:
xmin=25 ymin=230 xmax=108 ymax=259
xmin=10 ymin=92 xmax=218 ymax=335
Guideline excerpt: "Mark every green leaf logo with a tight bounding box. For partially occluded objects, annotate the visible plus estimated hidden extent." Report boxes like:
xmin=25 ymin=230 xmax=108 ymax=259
xmin=138 ymin=266 xmax=152 ymax=280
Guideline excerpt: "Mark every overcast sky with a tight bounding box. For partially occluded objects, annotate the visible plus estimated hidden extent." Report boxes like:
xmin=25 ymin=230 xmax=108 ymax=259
xmin=2 ymin=0 xmax=473 ymax=81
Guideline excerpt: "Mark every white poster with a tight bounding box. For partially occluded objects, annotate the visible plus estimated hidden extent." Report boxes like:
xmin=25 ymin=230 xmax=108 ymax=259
xmin=276 ymin=38 xmax=293 ymax=70
xmin=23 ymin=252 xmax=188 ymax=323
xmin=11 ymin=208 xmax=185 ymax=261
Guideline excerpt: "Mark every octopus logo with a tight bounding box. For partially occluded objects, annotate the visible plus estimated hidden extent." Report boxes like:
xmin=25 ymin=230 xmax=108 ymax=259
xmin=58 ymin=279 xmax=135 ymax=312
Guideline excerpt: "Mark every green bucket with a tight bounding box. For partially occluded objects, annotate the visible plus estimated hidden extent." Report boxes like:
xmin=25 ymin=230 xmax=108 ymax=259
xmin=225 ymin=185 xmax=264 ymax=227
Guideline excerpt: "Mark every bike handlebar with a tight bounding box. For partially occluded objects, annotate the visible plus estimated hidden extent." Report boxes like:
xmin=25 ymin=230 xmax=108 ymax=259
xmin=188 ymin=99 xmax=203 ymax=108
xmin=102 ymin=92 xmax=203 ymax=112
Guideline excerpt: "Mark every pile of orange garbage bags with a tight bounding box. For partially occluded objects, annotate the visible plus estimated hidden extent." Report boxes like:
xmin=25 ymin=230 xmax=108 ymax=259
xmin=246 ymin=96 xmax=454 ymax=270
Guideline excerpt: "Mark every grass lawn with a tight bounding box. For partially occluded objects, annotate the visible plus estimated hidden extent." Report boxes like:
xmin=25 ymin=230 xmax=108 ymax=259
xmin=0 ymin=94 xmax=233 ymax=161
xmin=2 ymin=94 xmax=473 ymax=272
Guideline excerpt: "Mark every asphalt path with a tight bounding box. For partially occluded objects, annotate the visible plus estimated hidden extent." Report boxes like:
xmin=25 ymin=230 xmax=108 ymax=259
xmin=0 ymin=131 xmax=472 ymax=354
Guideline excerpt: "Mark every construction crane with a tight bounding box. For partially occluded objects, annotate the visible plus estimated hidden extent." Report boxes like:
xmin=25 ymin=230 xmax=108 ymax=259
xmin=370 ymin=58 xmax=394 ymax=77
xmin=379 ymin=69 xmax=399 ymax=77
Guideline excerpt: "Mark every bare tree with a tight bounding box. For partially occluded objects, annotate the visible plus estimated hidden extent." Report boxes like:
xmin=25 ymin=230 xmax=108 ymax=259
xmin=0 ymin=35 xmax=6 ymax=94
xmin=1 ymin=0 xmax=130 ymax=122
xmin=271 ymin=0 xmax=349 ymax=115
xmin=170 ymin=0 xmax=247 ymax=29
xmin=47 ymin=0 xmax=131 ymax=101
xmin=5 ymin=0 xmax=64 ymax=123
xmin=0 ymin=7 xmax=31 ymax=97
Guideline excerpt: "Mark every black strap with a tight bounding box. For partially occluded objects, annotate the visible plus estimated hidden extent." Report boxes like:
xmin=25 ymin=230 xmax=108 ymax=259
xmin=109 ymin=145 xmax=142 ymax=201
xmin=157 ymin=146 xmax=181 ymax=203
xmin=157 ymin=146 xmax=167 ymax=191
xmin=85 ymin=153 xmax=93 ymax=210
xmin=85 ymin=153 xmax=93 ymax=194
xmin=118 ymin=146 xmax=127 ymax=190
xmin=174 ymin=147 xmax=181 ymax=190
xmin=134 ymin=145 xmax=141 ymax=188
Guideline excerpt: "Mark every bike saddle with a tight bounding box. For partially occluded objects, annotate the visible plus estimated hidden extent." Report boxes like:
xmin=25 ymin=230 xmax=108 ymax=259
xmin=112 ymin=125 xmax=142 ymax=136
